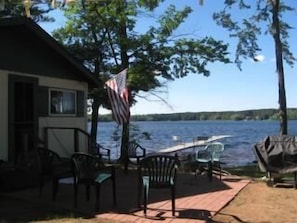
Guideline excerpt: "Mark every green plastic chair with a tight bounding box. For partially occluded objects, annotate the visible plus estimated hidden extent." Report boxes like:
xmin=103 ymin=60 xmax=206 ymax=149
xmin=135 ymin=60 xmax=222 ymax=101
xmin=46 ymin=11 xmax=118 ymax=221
xmin=37 ymin=147 xmax=72 ymax=200
xmin=137 ymin=154 xmax=179 ymax=216
xmin=95 ymin=143 xmax=111 ymax=163
xmin=71 ymin=152 xmax=116 ymax=210
xmin=125 ymin=142 xmax=146 ymax=171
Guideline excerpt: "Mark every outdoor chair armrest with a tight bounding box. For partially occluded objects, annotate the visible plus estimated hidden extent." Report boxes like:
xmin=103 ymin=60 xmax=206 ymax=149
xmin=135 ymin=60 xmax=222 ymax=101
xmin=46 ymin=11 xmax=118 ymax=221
xmin=95 ymin=143 xmax=111 ymax=162
xmin=196 ymin=149 xmax=212 ymax=162
xmin=125 ymin=142 xmax=147 ymax=172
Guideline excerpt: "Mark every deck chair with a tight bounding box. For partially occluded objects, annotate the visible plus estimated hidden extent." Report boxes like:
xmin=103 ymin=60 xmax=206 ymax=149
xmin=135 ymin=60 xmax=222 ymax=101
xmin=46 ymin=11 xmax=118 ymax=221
xmin=37 ymin=147 xmax=72 ymax=200
xmin=71 ymin=152 xmax=116 ymax=210
xmin=95 ymin=143 xmax=111 ymax=163
xmin=195 ymin=142 xmax=224 ymax=181
xmin=124 ymin=142 xmax=146 ymax=171
xmin=137 ymin=154 xmax=179 ymax=216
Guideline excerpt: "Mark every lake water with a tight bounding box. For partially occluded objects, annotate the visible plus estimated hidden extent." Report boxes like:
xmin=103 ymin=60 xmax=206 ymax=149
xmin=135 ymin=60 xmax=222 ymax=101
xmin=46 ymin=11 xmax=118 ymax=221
xmin=91 ymin=120 xmax=297 ymax=167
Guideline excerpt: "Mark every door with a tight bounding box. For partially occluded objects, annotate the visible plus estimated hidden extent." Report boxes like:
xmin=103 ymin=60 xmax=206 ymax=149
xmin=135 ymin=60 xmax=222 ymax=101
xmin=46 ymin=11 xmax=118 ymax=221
xmin=8 ymin=75 xmax=38 ymax=164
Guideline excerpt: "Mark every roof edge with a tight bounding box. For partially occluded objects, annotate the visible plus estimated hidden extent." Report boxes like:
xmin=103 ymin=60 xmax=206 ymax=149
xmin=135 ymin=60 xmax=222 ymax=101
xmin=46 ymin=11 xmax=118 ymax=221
xmin=0 ymin=16 xmax=100 ymax=88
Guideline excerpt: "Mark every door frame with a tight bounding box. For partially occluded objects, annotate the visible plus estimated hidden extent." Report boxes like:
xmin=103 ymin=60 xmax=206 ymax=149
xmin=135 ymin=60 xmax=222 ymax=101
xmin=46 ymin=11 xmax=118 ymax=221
xmin=8 ymin=74 xmax=38 ymax=164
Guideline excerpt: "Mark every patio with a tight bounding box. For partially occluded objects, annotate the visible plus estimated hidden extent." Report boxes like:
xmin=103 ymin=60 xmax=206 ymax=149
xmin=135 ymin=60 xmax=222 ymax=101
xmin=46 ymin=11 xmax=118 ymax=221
xmin=0 ymin=168 xmax=250 ymax=223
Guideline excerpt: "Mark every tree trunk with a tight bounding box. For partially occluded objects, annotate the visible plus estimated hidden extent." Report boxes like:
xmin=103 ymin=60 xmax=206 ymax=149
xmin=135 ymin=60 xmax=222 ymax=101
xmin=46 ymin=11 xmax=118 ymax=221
xmin=118 ymin=0 xmax=130 ymax=164
xmin=90 ymin=57 xmax=101 ymax=153
xmin=272 ymin=0 xmax=287 ymax=134
xmin=90 ymin=96 xmax=100 ymax=152
xmin=119 ymin=122 xmax=129 ymax=164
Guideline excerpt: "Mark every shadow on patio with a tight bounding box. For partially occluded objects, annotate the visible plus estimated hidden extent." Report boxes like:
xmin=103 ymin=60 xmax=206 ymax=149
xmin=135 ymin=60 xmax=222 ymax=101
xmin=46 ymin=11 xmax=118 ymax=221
xmin=0 ymin=168 xmax=250 ymax=222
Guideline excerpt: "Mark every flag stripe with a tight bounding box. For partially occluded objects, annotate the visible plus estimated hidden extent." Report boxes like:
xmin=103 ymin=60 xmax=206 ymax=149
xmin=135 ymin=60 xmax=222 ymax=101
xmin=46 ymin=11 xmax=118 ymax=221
xmin=105 ymin=69 xmax=130 ymax=125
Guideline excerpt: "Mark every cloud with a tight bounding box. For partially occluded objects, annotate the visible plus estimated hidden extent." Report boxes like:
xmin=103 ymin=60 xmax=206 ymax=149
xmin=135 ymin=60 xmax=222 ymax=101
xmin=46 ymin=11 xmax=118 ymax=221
xmin=253 ymin=54 xmax=265 ymax=62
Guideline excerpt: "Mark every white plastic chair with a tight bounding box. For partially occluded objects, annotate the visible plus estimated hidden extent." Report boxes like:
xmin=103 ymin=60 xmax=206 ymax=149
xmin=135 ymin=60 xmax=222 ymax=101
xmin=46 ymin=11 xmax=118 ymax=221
xmin=195 ymin=142 xmax=225 ymax=181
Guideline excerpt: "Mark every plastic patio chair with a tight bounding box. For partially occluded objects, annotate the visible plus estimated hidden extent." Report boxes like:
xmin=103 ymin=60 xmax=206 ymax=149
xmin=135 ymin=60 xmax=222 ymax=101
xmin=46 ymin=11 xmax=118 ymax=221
xmin=71 ymin=152 xmax=116 ymax=210
xmin=37 ymin=147 xmax=72 ymax=200
xmin=195 ymin=142 xmax=225 ymax=181
xmin=137 ymin=154 xmax=179 ymax=216
xmin=95 ymin=143 xmax=111 ymax=163
xmin=124 ymin=142 xmax=146 ymax=171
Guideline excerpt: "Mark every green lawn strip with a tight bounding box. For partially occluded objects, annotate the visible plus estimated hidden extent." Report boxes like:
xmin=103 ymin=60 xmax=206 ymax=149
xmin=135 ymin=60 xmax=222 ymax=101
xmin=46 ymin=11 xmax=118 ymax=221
xmin=225 ymin=164 xmax=296 ymax=185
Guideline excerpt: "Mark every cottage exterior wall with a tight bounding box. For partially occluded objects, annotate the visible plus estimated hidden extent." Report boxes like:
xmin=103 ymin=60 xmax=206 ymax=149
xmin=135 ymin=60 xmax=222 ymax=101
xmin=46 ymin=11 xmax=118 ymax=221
xmin=0 ymin=18 xmax=99 ymax=164
xmin=0 ymin=70 xmax=89 ymax=161
xmin=39 ymin=117 xmax=88 ymax=158
xmin=38 ymin=75 xmax=89 ymax=157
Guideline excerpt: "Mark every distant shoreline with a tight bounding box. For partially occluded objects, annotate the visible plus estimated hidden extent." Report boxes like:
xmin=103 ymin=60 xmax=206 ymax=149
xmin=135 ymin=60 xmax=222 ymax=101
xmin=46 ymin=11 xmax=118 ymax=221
xmin=93 ymin=108 xmax=297 ymax=122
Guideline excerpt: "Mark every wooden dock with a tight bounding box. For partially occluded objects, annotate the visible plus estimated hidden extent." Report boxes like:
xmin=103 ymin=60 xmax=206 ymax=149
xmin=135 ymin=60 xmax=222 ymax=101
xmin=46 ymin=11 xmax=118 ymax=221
xmin=157 ymin=135 xmax=232 ymax=154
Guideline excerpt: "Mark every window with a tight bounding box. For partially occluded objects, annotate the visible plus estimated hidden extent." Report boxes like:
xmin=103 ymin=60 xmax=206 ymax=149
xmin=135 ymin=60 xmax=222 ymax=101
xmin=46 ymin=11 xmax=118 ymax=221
xmin=49 ymin=89 xmax=76 ymax=115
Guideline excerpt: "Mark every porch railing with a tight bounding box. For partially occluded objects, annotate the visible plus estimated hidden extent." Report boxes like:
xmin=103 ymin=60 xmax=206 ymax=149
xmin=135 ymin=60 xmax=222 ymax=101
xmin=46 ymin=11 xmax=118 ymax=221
xmin=43 ymin=127 xmax=92 ymax=154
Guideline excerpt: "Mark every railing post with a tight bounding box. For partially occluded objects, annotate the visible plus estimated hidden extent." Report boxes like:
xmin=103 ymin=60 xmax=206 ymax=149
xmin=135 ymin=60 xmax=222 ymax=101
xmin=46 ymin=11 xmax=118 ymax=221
xmin=42 ymin=127 xmax=92 ymax=154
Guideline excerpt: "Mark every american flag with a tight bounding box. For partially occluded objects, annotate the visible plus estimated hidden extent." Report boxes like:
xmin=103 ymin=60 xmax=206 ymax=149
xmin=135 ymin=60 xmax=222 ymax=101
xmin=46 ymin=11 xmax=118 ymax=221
xmin=105 ymin=69 xmax=130 ymax=125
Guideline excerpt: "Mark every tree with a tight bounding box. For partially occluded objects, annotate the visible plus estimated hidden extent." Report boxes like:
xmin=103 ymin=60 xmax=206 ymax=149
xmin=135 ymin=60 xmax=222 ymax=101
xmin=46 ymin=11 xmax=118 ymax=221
xmin=213 ymin=0 xmax=296 ymax=134
xmin=53 ymin=0 xmax=230 ymax=163
xmin=0 ymin=0 xmax=55 ymax=21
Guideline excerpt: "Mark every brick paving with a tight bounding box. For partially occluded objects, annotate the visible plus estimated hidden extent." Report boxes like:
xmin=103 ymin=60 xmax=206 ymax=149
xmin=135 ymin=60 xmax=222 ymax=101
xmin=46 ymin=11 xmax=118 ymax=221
xmin=96 ymin=172 xmax=250 ymax=223
xmin=1 ymin=169 xmax=250 ymax=223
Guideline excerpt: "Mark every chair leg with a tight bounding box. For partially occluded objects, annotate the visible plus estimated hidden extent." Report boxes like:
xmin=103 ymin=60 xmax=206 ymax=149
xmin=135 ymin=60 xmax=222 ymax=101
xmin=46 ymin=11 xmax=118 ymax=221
xmin=124 ymin=159 xmax=129 ymax=172
xmin=112 ymin=176 xmax=116 ymax=206
xmin=137 ymin=179 xmax=142 ymax=208
xmin=86 ymin=185 xmax=90 ymax=201
xmin=214 ymin=161 xmax=222 ymax=180
xmin=39 ymin=175 xmax=44 ymax=197
xmin=219 ymin=164 xmax=222 ymax=180
xmin=171 ymin=186 xmax=175 ymax=216
xmin=52 ymin=178 xmax=59 ymax=200
xmin=74 ymin=184 xmax=78 ymax=208
xmin=194 ymin=165 xmax=198 ymax=178
xmin=194 ymin=163 xmax=201 ymax=178
xmin=95 ymin=183 xmax=101 ymax=210
xmin=207 ymin=161 xmax=213 ymax=182
xmin=143 ymin=185 xmax=147 ymax=216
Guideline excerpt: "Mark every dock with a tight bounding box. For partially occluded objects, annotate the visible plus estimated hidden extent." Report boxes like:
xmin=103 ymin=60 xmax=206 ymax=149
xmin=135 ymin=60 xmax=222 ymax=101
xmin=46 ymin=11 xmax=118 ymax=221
xmin=158 ymin=135 xmax=232 ymax=154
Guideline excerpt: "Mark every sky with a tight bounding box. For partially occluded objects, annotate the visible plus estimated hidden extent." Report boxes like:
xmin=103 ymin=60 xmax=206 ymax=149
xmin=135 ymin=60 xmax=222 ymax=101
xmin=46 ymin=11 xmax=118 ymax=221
xmin=40 ymin=0 xmax=297 ymax=115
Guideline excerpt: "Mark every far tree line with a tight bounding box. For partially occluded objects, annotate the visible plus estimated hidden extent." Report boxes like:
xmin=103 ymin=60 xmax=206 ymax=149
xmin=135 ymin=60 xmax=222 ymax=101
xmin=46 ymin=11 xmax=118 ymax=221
xmin=96 ymin=108 xmax=297 ymax=122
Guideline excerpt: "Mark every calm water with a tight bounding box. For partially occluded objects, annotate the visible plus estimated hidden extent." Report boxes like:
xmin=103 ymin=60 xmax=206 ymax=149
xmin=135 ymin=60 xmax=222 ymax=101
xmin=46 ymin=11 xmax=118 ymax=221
xmin=90 ymin=120 xmax=297 ymax=167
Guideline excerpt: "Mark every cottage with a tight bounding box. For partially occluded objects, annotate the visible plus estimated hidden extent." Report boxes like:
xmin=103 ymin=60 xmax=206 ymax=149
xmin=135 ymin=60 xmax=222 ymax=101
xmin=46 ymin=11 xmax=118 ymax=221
xmin=0 ymin=17 xmax=99 ymax=165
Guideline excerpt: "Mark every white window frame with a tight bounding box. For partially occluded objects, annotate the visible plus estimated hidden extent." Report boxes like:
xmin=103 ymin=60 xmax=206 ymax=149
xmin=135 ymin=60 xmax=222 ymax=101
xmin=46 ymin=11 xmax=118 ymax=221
xmin=49 ymin=88 xmax=77 ymax=116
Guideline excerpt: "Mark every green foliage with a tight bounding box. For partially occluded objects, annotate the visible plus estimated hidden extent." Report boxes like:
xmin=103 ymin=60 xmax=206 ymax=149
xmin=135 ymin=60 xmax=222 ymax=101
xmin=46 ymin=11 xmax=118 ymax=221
xmin=213 ymin=0 xmax=296 ymax=69
xmin=52 ymin=0 xmax=231 ymax=155
xmin=230 ymin=114 xmax=244 ymax=121
xmin=158 ymin=5 xmax=192 ymax=36
xmin=0 ymin=0 xmax=54 ymax=22
xmin=52 ymin=0 xmax=231 ymax=107
xmin=225 ymin=164 xmax=264 ymax=179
